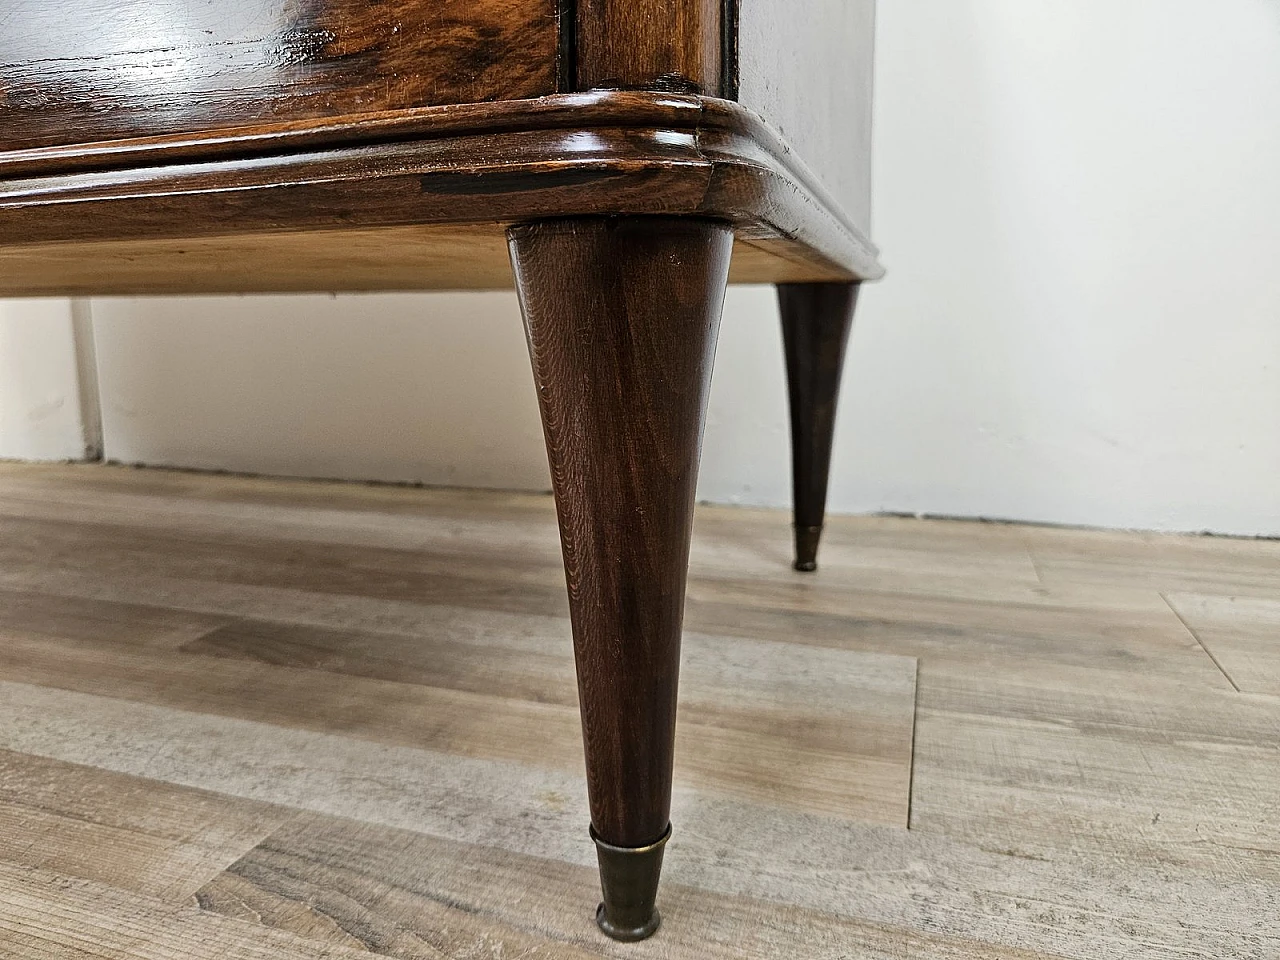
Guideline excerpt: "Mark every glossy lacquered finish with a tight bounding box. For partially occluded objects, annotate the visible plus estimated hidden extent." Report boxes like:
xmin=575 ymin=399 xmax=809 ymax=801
xmin=779 ymin=282 xmax=861 ymax=571
xmin=0 ymin=93 xmax=882 ymax=295
xmin=510 ymin=216 xmax=733 ymax=937
xmin=0 ymin=0 xmax=558 ymax=149
xmin=576 ymin=0 xmax=723 ymax=95
xmin=511 ymin=216 xmax=731 ymax=844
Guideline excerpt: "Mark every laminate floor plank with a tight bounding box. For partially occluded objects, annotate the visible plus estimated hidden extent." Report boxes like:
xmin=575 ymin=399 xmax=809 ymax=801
xmin=0 ymin=587 xmax=226 ymax=651
xmin=1164 ymin=591 xmax=1280 ymax=695
xmin=0 ymin=861 xmax=389 ymax=960
xmin=193 ymin=811 xmax=1074 ymax=960
xmin=0 ymin=512 xmax=574 ymax=621
xmin=0 ymin=491 xmax=1050 ymax=616
xmin=0 ymin=464 xmax=1048 ymax=602
xmin=0 ymin=624 xmax=917 ymax=826
xmin=0 ymin=749 xmax=291 ymax=902
xmin=910 ymin=704 xmax=1280 ymax=878
xmin=0 ymin=510 xmax=1227 ymax=696
xmin=0 ymin=464 xmax=1277 ymax=958
xmin=3 ymin=682 xmax=1269 ymax=958
xmin=1021 ymin=524 xmax=1280 ymax=598
xmin=0 ymin=468 xmax=1044 ymax=586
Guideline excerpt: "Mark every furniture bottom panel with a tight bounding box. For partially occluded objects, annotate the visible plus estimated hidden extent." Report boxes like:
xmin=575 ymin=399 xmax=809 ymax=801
xmin=0 ymin=225 xmax=849 ymax=296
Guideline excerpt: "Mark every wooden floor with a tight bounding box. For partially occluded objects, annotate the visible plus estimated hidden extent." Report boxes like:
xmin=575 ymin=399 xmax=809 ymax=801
xmin=0 ymin=464 xmax=1275 ymax=959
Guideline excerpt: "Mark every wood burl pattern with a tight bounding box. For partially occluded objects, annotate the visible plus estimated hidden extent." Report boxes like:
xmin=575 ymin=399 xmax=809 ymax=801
xmin=0 ymin=0 xmax=559 ymax=149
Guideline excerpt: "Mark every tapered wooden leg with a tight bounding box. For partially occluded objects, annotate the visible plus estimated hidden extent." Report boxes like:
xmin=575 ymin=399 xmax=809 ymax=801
xmin=778 ymin=282 xmax=860 ymax=571
xmin=508 ymin=217 xmax=732 ymax=940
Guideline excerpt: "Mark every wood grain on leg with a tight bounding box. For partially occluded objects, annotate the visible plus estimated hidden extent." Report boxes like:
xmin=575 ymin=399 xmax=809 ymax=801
xmin=778 ymin=282 xmax=859 ymax=571
xmin=509 ymin=216 xmax=731 ymax=938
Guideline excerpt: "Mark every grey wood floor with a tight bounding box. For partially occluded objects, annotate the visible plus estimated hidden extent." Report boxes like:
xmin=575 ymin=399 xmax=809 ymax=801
xmin=0 ymin=463 xmax=1274 ymax=959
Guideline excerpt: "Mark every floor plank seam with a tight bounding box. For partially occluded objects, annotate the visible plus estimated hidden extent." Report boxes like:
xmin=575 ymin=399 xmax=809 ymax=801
xmin=905 ymin=662 xmax=921 ymax=830
xmin=1021 ymin=536 xmax=1047 ymax=585
xmin=1160 ymin=592 xmax=1242 ymax=692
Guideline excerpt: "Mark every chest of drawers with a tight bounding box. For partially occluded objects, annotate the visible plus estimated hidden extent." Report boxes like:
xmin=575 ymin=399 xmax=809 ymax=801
xmin=0 ymin=0 xmax=880 ymax=941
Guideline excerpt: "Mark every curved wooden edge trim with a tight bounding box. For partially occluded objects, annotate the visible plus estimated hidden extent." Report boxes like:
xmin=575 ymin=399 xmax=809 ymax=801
xmin=0 ymin=92 xmax=705 ymax=179
xmin=699 ymin=99 xmax=882 ymax=271
xmin=0 ymin=93 xmax=883 ymax=282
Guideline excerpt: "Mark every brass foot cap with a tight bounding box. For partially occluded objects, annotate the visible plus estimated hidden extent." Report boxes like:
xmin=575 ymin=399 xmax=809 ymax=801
xmin=596 ymin=902 xmax=661 ymax=941
xmin=793 ymin=524 xmax=823 ymax=572
xmin=591 ymin=824 xmax=670 ymax=942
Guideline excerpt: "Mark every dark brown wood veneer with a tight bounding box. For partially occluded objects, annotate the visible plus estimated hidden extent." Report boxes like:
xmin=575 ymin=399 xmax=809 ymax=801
xmin=575 ymin=0 xmax=722 ymax=94
xmin=0 ymin=0 xmax=560 ymax=150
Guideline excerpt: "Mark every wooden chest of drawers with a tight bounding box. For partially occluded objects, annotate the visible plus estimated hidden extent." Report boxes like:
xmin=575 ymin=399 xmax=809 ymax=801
xmin=0 ymin=0 xmax=880 ymax=942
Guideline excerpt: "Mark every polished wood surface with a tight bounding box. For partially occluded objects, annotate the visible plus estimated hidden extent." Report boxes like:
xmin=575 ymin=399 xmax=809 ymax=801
xmin=779 ymin=282 xmax=860 ymax=571
xmin=0 ymin=464 xmax=1275 ymax=957
xmin=510 ymin=218 xmax=732 ymax=847
xmin=0 ymin=0 xmax=559 ymax=150
xmin=576 ymin=0 xmax=722 ymax=95
xmin=0 ymin=93 xmax=882 ymax=295
xmin=0 ymin=0 xmax=882 ymax=295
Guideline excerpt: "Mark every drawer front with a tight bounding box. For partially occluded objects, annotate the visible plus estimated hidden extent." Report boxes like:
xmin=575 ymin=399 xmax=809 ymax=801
xmin=0 ymin=0 xmax=560 ymax=150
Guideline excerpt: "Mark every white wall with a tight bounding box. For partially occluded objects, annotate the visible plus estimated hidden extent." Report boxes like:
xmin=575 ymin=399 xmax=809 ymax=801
xmin=4 ymin=0 xmax=1280 ymax=534
xmin=0 ymin=300 xmax=96 ymax=462
xmin=89 ymin=293 xmax=550 ymax=490
xmin=850 ymin=0 xmax=1280 ymax=534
